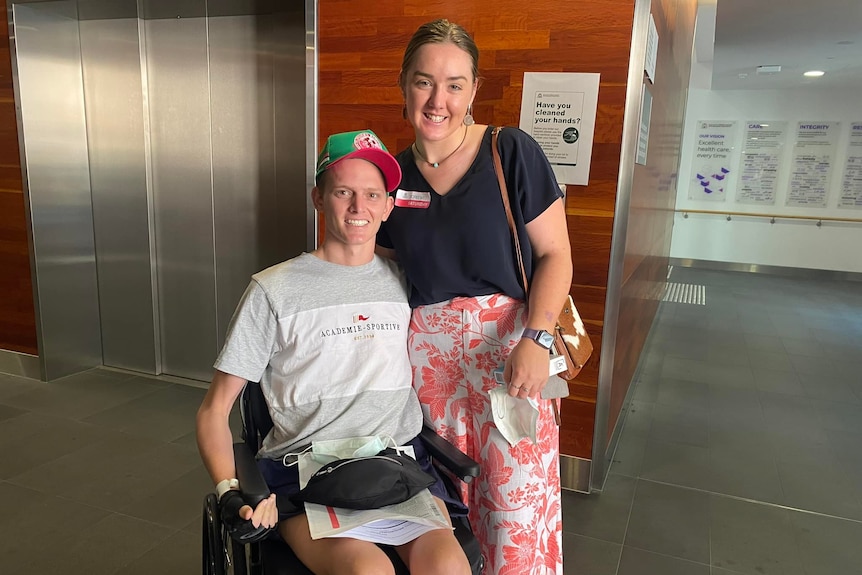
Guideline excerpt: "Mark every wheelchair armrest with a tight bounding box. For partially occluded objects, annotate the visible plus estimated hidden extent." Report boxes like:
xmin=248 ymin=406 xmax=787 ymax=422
xmin=419 ymin=425 xmax=480 ymax=482
xmin=233 ymin=442 xmax=270 ymax=507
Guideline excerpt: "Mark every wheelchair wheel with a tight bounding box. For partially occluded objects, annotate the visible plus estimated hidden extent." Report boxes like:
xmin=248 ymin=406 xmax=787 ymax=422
xmin=203 ymin=494 xmax=228 ymax=575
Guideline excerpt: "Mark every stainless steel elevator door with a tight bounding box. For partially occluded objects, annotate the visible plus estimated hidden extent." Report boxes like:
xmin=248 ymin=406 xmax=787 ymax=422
xmin=13 ymin=1 xmax=313 ymax=382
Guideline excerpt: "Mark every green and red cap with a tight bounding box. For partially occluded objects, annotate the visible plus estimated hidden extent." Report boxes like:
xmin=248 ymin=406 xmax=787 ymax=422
xmin=315 ymin=130 xmax=402 ymax=193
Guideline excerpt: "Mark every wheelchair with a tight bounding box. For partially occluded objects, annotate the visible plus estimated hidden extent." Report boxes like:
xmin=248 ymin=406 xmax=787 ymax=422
xmin=202 ymin=381 xmax=484 ymax=575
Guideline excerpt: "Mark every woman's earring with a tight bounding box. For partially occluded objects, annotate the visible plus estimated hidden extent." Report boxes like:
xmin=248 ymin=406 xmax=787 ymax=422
xmin=402 ymin=105 xmax=407 ymax=120
xmin=463 ymin=105 xmax=475 ymax=126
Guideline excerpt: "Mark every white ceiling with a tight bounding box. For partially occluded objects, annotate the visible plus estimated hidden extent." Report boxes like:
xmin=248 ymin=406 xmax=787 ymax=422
xmin=697 ymin=0 xmax=862 ymax=90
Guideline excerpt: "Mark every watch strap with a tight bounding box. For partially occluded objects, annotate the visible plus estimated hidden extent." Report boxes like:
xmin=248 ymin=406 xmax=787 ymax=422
xmin=522 ymin=328 xmax=553 ymax=349
xmin=216 ymin=478 xmax=240 ymax=501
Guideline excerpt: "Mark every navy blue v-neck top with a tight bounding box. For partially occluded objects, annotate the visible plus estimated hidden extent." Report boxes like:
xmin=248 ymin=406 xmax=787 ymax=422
xmin=377 ymin=126 xmax=562 ymax=308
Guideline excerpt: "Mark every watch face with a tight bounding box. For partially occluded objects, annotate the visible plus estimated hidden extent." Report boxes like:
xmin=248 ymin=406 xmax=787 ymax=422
xmin=537 ymin=331 xmax=555 ymax=349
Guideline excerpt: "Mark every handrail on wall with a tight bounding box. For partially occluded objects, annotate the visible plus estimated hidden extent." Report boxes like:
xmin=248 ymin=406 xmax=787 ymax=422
xmin=676 ymin=209 xmax=862 ymax=226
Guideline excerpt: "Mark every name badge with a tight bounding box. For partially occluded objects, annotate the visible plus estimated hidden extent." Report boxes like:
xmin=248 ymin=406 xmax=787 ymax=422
xmin=394 ymin=189 xmax=431 ymax=209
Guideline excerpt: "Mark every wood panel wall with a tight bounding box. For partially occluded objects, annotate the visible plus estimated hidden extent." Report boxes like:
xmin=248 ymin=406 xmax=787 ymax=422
xmin=0 ymin=12 xmax=38 ymax=356
xmin=319 ymin=0 xmax=637 ymax=459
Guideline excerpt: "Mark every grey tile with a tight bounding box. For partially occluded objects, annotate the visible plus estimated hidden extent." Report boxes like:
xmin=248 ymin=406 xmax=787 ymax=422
xmin=609 ymin=433 xmax=648 ymax=478
xmin=7 ymin=431 xmax=201 ymax=511
xmin=0 ymin=411 xmax=105 ymax=478
xmin=624 ymin=480 xmax=711 ymax=563
xmin=649 ymin=402 xmax=710 ymax=448
xmin=562 ymin=533 xmax=621 ymax=575
xmin=656 ymin=378 xmax=710 ymax=411
xmin=121 ymin=528 xmax=199 ymax=575
xmin=640 ymin=440 xmax=713 ymax=490
xmin=0 ymin=403 xmax=26 ymax=422
xmin=623 ymin=400 xmax=654 ymax=435
xmin=739 ymin=315 xmax=779 ymax=337
xmin=706 ymin=449 xmax=784 ymax=505
xmin=790 ymin=354 xmax=846 ymax=378
xmin=2 ymin=371 xmax=167 ymax=420
xmin=663 ymin=338 xmax=713 ymax=362
xmin=798 ymin=374 xmax=861 ymax=404
xmin=82 ymin=382 xmax=205 ymax=442
xmin=0 ymin=374 xmax=39 ymax=400
xmin=632 ymin=375 xmax=661 ymax=403
xmin=562 ymin=473 xmax=635 ymax=543
xmin=0 ymin=482 xmax=110 ymax=559
xmin=120 ymin=463 xmax=212 ymax=529
xmin=708 ymin=415 xmax=771 ymax=460
xmin=766 ymin=425 xmax=834 ymax=467
xmin=707 ymin=385 xmax=764 ymax=423
xmin=709 ymin=495 xmax=804 ymax=575
xmin=813 ymin=399 xmax=862 ymax=435
xmin=820 ymin=340 xmax=862 ymax=362
xmin=746 ymin=349 xmax=794 ymax=372
xmin=617 ymin=546 xmax=710 ymax=575
xmin=790 ymin=511 xmax=862 ymax=575
xmin=758 ymin=392 xmax=824 ymax=436
xmin=751 ymin=367 xmax=805 ymax=396
xmin=825 ymin=428 xmax=862 ymax=471
xmin=703 ymin=341 xmax=752 ymax=368
xmin=780 ymin=336 xmax=824 ymax=358
xmin=662 ymin=357 xmax=755 ymax=388
xmin=767 ymin=314 xmax=813 ymax=340
xmin=742 ymin=333 xmax=785 ymax=354
xmin=8 ymin=512 xmax=170 ymax=575
xmin=776 ymin=459 xmax=862 ymax=520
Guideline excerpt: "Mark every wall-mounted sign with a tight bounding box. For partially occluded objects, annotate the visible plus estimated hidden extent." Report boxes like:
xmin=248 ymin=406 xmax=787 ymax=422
xmin=839 ymin=122 xmax=862 ymax=209
xmin=645 ymin=13 xmax=658 ymax=83
xmin=688 ymin=120 xmax=737 ymax=201
xmin=636 ymin=87 xmax=652 ymax=165
xmin=519 ymin=72 xmax=600 ymax=186
xmin=737 ymin=121 xmax=786 ymax=205
xmin=786 ymin=121 xmax=839 ymax=208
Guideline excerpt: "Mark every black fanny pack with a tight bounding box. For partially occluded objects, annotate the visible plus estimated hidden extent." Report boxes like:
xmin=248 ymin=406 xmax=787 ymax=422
xmin=290 ymin=448 xmax=436 ymax=510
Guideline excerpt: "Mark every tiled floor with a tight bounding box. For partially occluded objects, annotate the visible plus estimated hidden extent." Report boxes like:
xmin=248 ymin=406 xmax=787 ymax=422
xmin=1 ymin=266 xmax=860 ymax=574
xmin=562 ymin=266 xmax=862 ymax=575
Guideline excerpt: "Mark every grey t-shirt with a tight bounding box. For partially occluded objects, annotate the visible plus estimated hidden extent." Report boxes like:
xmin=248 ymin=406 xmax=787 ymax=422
xmin=214 ymin=253 xmax=422 ymax=458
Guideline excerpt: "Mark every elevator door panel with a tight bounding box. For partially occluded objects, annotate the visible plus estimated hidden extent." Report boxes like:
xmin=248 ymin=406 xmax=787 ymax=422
xmin=145 ymin=14 xmax=217 ymax=382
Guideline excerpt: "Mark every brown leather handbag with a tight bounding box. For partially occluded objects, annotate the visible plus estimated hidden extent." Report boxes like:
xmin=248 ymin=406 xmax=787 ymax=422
xmin=491 ymin=127 xmax=594 ymax=383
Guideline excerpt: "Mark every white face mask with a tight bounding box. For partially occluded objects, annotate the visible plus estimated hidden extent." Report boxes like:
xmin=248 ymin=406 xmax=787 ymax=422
xmin=489 ymin=387 xmax=540 ymax=447
xmin=310 ymin=435 xmax=393 ymax=463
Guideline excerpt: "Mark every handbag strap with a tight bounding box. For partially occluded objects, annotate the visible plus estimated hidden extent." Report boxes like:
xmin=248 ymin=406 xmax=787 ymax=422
xmin=491 ymin=126 xmax=530 ymax=297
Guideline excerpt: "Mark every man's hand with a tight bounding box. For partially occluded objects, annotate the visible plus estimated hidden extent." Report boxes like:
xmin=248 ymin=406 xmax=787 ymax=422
xmin=504 ymin=339 xmax=550 ymax=399
xmin=220 ymin=491 xmax=278 ymax=543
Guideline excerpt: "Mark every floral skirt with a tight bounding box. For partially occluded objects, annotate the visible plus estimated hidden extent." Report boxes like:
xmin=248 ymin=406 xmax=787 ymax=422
xmin=409 ymin=294 xmax=563 ymax=575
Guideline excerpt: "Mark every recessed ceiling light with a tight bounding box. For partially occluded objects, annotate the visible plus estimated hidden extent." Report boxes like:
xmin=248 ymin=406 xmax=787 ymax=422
xmin=803 ymin=70 xmax=825 ymax=77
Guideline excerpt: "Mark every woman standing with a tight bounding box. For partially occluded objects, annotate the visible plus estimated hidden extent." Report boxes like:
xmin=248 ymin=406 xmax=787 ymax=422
xmin=376 ymin=19 xmax=572 ymax=575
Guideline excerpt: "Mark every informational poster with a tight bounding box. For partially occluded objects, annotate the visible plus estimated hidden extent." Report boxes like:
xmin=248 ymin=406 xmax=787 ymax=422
xmin=737 ymin=121 xmax=786 ymax=205
xmin=519 ymin=72 xmax=600 ymax=186
xmin=644 ymin=13 xmax=658 ymax=84
xmin=688 ymin=120 xmax=737 ymax=201
xmin=786 ymin=121 xmax=839 ymax=208
xmin=636 ymin=87 xmax=652 ymax=165
xmin=839 ymin=122 xmax=862 ymax=209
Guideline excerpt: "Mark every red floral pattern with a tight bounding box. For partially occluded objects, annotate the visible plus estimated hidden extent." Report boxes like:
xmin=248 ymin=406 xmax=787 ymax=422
xmin=409 ymin=295 xmax=563 ymax=575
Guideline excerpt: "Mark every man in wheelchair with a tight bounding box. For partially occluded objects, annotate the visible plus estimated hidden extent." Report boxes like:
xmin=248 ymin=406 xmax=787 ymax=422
xmin=196 ymin=129 xmax=472 ymax=575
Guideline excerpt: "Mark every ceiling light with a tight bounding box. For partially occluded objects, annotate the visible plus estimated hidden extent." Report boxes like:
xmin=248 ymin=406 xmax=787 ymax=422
xmin=803 ymin=70 xmax=825 ymax=77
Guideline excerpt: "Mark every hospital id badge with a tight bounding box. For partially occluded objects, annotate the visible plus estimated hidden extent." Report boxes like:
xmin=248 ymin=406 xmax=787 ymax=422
xmin=394 ymin=189 xmax=431 ymax=209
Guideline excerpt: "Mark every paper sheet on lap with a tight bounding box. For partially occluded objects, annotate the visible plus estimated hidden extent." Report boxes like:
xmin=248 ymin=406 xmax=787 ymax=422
xmin=298 ymin=448 xmax=450 ymax=545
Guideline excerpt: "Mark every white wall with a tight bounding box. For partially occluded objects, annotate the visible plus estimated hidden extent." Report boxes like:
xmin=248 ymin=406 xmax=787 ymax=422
xmin=671 ymin=88 xmax=862 ymax=273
